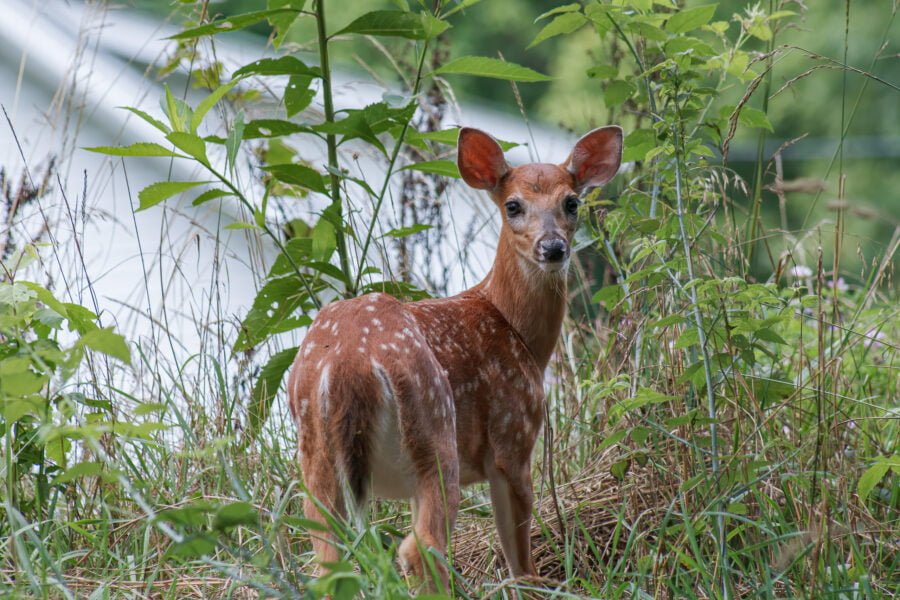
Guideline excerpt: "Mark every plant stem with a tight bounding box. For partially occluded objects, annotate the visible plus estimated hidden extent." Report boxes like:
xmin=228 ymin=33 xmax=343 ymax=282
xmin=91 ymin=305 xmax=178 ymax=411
xmin=672 ymin=122 xmax=729 ymax=599
xmin=315 ymin=0 xmax=353 ymax=296
xmin=351 ymin=37 xmax=431 ymax=293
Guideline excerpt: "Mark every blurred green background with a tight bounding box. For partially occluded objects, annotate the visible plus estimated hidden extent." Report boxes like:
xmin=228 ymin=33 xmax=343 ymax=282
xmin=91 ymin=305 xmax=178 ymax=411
xmin=136 ymin=0 xmax=899 ymax=281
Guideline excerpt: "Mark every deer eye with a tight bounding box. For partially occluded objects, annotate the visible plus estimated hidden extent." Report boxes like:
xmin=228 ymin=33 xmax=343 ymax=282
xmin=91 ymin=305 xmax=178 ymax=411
xmin=505 ymin=199 xmax=523 ymax=218
xmin=564 ymin=195 xmax=580 ymax=216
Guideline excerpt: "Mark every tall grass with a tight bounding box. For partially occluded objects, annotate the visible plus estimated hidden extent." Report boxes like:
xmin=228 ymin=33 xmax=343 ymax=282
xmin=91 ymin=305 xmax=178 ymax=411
xmin=1 ymin=1 xmax=897 ymax=599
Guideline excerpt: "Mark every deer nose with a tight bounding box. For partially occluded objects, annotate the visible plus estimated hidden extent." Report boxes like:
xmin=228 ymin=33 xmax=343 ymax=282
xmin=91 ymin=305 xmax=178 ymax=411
xmin=538 ymin=238 xmax=568 ymax=262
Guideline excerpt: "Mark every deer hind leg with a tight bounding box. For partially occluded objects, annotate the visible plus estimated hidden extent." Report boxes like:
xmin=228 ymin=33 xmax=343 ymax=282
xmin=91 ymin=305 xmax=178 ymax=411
xmin=488 ymin=463 xmax=537 ymax=577
xmin=301 ymin=438 xmax=345 ymax=572
xmin=398 ymin=453 xmax=461 ymax=592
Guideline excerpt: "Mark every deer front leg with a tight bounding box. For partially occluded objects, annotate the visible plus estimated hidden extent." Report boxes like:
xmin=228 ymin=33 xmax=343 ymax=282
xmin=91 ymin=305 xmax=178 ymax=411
xmin=488 ymin=464 xmax=537 ymax=577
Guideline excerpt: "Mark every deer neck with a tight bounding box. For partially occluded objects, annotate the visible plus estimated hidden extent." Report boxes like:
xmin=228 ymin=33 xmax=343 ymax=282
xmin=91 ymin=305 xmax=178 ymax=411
xmin=475 ymin=232 xmax=567 ymax=370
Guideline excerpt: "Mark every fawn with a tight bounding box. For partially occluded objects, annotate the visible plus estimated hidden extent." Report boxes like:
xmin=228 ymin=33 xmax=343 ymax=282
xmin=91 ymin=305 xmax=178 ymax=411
xmin=287 ymin=125 xmax=622 ymax=588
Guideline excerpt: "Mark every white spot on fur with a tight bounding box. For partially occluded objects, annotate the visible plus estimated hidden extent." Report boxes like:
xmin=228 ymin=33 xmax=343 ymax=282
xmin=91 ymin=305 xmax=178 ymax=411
xmin=317 ymin=364 xmax=331 ymax=419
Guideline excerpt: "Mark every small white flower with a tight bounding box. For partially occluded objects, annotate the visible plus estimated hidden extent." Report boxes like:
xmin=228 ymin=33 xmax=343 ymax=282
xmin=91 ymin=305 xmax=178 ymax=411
xmin=789 ymin=265 xmax=812 ymax=278
xmin=827 ymin=277 xmax=849 ymax=292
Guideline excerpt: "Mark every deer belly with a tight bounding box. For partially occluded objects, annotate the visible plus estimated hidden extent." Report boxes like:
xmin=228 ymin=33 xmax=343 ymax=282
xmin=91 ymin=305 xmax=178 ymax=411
xmin=368 ymin=401 xmax=417 ymax=499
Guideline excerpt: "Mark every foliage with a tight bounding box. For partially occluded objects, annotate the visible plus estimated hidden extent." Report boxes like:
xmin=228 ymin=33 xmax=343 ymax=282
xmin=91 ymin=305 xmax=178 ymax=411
xmin=2 ymin=0 xmax=898 ymax=598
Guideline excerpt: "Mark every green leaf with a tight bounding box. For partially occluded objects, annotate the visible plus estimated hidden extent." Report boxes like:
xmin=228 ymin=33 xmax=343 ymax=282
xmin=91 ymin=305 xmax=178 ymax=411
xmin=400 ymin=160 xmax=460 ymax=178
xmin=166 ymin=132 xmax=209 ymax=164
xmin=587 ymin=64 xmax=618 ymax=79
xmin=674 ymin=326 xmax=699 ymax=349
xmin=739 ymin=107 xmax=774 ymax=132
xmin=383 ymin=224 xmax=433 ymax=238
xmin=119 ymin=106 xmax=170 ymax=133
xmin=592 ymin=284 xmax=624 ymax=308
xmin=53 ymin=461 xmax=104 ymax=484
xmin=233 ymin=56 xmax=321 ymax=79
xmin=168 ymin=9 xmax=298 ymax=40
xmin=192 ymin=189 xmax=234 ymax=207
xmin=234 ymin=277 xmax=313 ymax=351
xmin=77 ymin=328 xmax=131 ymax=364
xmin=285 ymin=75 xmax=316 ymax=117
xmin=527 ymin=12 xmax=586 ymax=49
xmin=162 ymin=84 xmax=193 ymax=132
xmin=858 ymin=460 xmax=891 ymax=504
xmin=435 ymin=56 xmax=551 ymax=82
xmin=665 ymin=4 xmax=717 ymax=34
xmin=226 ymin=110 xmax=245 ymax=174
xmin=246 ymin=346 xmax=298 ymax=446
xmin=192 ymin=79 xmax=241 ymax=133
xmin=755 ymin=328 xmax=787 ymax=345
xmin=604 ymin=80 xmax=636 ymax=107
xmin=263 ymin=164 xmax=328 ymax=194
xmin=244 ymin=119 xmax=310 ymax=139
xmin=334 ymin=10 xmax=449 ymax=40
xmin=535 ymin=3 xmax=581 ymax=22
xmin=166 ymin=535 xmax=216 ymax=560
xmin=137 ymin=181 xmax=205 ymax=211
xmin=214 ymin=502 xmax=259 ymax=531
xmin=311 ymin=214 xmax=336 ymax=262
xmin=84 ymin=143 xmax=183 ymax=158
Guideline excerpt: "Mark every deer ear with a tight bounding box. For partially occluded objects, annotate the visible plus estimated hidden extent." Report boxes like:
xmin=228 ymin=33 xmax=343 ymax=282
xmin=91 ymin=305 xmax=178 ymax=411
xmin=457 ymin=128 xmax=510 ymax=190
xmin=564 ymin=126 xmax=623 ymax=194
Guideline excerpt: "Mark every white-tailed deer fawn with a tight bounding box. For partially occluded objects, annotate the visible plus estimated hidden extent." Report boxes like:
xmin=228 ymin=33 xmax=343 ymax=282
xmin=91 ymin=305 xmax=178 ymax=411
xmin=287 ymin=125 xmax=622 ymax=588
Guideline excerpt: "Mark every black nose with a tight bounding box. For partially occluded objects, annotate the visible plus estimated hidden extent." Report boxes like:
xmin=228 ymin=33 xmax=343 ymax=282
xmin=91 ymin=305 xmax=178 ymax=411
xmin=539 ymin=238 xmax=568 ymax=262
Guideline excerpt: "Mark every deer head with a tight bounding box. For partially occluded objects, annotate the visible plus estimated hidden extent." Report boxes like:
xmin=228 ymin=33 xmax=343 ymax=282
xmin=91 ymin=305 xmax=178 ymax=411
xmin=457 ymin=126 xmax=623 ymax=274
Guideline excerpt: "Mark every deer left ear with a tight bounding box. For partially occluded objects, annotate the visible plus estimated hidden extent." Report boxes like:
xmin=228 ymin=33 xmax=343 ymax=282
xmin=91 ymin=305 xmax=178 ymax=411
xmin=563 ymin=126 xmax=623 ymax=194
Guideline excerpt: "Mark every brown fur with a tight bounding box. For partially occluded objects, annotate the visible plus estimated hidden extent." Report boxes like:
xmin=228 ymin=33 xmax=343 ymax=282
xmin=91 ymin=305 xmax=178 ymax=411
xmin=287 ymin=125 xmax=622 ymax=590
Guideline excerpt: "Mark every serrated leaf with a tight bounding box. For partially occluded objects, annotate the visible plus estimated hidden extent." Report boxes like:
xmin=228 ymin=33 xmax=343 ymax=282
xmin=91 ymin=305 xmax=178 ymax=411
xmin=192 ymin=79 xmax=241 ymax=132
xmin=535 ymin=3 xmax=581 ymax=22
xmin=137 ymin=181 xmax=205 ymax=211
xmin=192 ymin=189 xmax=234 ymax=206
xmin=119 ymin=106 xmax=170 ymax=133
xmin=435 ymin=56 xmax=551 ymax=82
xmin=168 ymin=9 xmax=297 ymax=40
xmin=527 ymin=12 xmax=586 ymax=49
xmin=400 ymin=160 xmax=460 ymax=178
xmin=234 ymin=277 xmax=313 ymax=351
xmin=233 ymin=56 xmax=321 ymax=79
xmin=262 ymin=164 xmax=327 ymax=194
xmin=665 ymin=4 xmax=717 ymax=34
xmin=84 ymin=143 xmax=183 ymax=158
xmin=334 ymin=10 xmax=449 ymax=40
xmin=77 ymin=328 xmax=131 ymax=364
xmin=166 ymin=132 xmax=208 ymax=164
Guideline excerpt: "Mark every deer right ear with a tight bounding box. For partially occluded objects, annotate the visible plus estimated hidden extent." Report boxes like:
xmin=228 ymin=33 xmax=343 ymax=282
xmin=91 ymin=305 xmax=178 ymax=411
xmin=457 ymin=128 xmax=509 ymax=191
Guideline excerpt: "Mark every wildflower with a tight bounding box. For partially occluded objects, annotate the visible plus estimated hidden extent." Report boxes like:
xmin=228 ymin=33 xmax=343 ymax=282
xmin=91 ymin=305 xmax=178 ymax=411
xmin=827 ymin=277 xmax=848 ymax=292
xmin=789 ymin=265 xmax=812 ymax=278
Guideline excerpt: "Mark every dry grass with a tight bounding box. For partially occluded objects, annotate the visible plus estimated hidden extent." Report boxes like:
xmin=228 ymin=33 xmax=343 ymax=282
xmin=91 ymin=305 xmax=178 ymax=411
xmin=454 ymin=447 xmax=676 ymax=591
